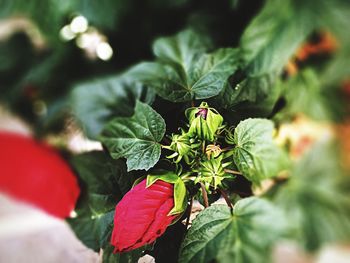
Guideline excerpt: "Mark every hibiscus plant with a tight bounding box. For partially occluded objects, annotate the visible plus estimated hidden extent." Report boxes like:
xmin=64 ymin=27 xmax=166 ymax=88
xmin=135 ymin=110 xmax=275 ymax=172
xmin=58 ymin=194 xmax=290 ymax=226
xmin=67 ymin=0 xmax=350 ymax=260
xmin=2 ymin=0 xmax=350 ymax=262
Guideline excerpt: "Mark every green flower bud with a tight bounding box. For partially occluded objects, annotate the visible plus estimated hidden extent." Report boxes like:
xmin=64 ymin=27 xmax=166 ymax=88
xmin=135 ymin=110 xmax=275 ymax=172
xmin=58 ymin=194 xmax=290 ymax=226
xmin=194 ymin=155 xmax=231 ymax=190
xmin=185 ymin=102 xmax=223 ymax=142
xmin=164 ymin=130 xmax=201 ymax=164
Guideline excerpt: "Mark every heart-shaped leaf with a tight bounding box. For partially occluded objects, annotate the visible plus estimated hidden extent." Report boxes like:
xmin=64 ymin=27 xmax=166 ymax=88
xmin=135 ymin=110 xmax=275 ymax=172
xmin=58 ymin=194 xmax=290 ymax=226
xmin=129 ymin=31 xmax=239 ymax=102
xmin=231 ymin=118 xmax=289 ymax=184
xmin=179 ymin=197 xmax=287 ymax=263
xmin=101 ymin=101 xmax=166 ymax=171
xmin=71 ymin=74 xmax=155 ymax=139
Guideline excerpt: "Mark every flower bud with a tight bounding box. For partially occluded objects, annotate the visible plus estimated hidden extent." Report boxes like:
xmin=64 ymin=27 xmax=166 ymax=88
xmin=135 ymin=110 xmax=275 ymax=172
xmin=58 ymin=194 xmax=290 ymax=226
xmin=205 ymin=144 xmax=222 ymax=159
xmin=186 ymin=102 xmax=223 ymax=142
xmin=195 ymin=155 xmax=231 ymax=190
xmin=111 ymin=179 xmax=177 ymax=253
xmin=165 ymin=130 xmax=201 ymax=164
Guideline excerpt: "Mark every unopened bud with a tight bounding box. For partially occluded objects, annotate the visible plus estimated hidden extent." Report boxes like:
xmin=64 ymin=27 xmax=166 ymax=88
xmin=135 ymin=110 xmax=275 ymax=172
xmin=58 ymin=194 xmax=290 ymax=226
xmin=186 ymin=102 xmax=223 ymax=142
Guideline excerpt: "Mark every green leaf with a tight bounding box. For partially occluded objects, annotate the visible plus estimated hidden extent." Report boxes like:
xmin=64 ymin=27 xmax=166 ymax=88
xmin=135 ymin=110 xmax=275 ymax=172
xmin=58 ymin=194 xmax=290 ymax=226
xmin=130 ymin=31 xmax=239 ymax=102
xmin=147 ymin=172 xmax=187 ymax=215
xmin=71 ymin=74 xmax=155 ymax=139
xmin=271 ymin=141 xmax=350 ymax=251
xmin=179 ymin=197 xmax=287 ymax=263
xmin=189 ymin=48 xmax=240 ymax=100
xmin=312 ymin=1 xmax=350 ymax=86
xmin=101 ymin=101 xmax=166 ymax=171
xmin=274 ymin=69 xmax=331 ymax=122
xmin=0 ymin=0 xmax=72 ymax=43
xmin=214 ymin=0 xmax=312 ymax=109
xmin=76 ymin=0 xmax=131 ymax=31
xmin=240 ymin=0 xmax=310 ymax=74
xmin=231 ymin=118 xmax=289 ymax=184
xmin=68 ymin=151 xmax=137 ymax=251
xmin=153 ymin=29 xmax=209 ymax=66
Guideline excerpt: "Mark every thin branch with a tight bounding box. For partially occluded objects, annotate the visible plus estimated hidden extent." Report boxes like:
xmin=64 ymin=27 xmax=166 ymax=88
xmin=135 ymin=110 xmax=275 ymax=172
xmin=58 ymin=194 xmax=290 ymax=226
xmin=224 ymin=169 xmax=242 ymax=175
xmin=200 ymin=183 xmax=209 ymax=208
xmin=218 ymin=188 xmax=233 ymax=210
xmin=221 ymin=146 xmax=233 ymax=152
xmin=185 ymin=197 xmax=194 ymax=229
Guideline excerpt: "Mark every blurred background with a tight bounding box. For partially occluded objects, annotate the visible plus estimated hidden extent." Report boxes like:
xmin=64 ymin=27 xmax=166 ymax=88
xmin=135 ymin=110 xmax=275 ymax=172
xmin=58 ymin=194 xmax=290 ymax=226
xmin=0 ymin=0 xmax=350 ymax=262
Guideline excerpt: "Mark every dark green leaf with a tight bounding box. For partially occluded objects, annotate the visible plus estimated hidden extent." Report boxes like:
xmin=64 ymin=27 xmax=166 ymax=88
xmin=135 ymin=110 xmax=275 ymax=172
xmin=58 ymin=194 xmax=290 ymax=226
xmin=130 ymin=31 xmax=239 ymax=102
xmin=101 ymin=101 xmax=166 ymax=171
xmin=214 ymin=0 xmax=312 ymax=109
xmin=71 ymin=74 xmax=155 ymax=139
xmin=152 ymin=29 xmax=210 ymax=66
xmin=240 ymin=0 xmax=310 ymax=74
xmin=68 ymin=151 xmax=137 ymax=251
xmin=232 ymin=118 xmax=289 ymax=184
xmin=0 ymin=0 xmax=72 ymax=43
xmin=272 ymin=141 xmax=350 ymax=251
xmin=76 ymin=0 xmax=131 ymax=30
xmin=189 ymin=48 xmax=240 ymax=99
xmin=179 ymin=197 xmax=287 ymax=263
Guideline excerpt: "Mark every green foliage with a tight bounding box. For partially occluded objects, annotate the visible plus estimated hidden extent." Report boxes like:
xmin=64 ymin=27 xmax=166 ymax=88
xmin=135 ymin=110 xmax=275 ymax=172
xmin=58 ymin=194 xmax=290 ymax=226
xmin=271 ymin=141 xmax=350 ymax=251
xmin=0 ymin=0 xmax=71 ymax=42
xmin=2 ymin=0 xmax=350 ymax=261
xmin=129 ymin=31 xmax=240 ymax=102
xmin=0 ymin=0 xmax=132 ymax=40
xmin=214 ymin=0 xmax=312 ymax=110
xmin=274 ymin=69 xmax=331 ymax=122
xmin=68 ymin=151 xmax=137 ymax=251
xmin=179 ymin=197 xmax=288 ymax=263
xmin=76 ymin=0 xmax=131 ymax=30
xmin=231 ymin=118 xmax=289 ymax=184
xmin=101 ymin=101 xmax=166 ymax=171
xmin=71 ymin=74 xmax=155 ymax=139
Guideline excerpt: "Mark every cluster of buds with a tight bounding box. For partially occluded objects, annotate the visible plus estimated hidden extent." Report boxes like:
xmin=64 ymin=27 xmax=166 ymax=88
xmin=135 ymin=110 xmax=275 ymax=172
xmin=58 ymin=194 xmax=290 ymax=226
xmin=111 ymin=102 xmax=239 ymax=254
xmin=164 ymin=102 xmax=235 ymax=191
xmin=162 ymin=129 xmax=201 ymax=164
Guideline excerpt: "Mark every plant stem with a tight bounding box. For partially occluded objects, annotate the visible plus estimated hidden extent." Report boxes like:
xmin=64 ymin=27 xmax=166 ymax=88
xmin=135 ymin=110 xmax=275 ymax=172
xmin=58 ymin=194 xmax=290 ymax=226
xmin=218 ymin=187 xmax=233 ymax=209
xmin=200 ymin=183 xmax=209 ymax=208
xmin=185 ymin=197 xmax=194 ymax=229
xmin=224 ymin=169 xmax=242 ymax=175
xmin=221 ymin=146 xmax=233 ymax=152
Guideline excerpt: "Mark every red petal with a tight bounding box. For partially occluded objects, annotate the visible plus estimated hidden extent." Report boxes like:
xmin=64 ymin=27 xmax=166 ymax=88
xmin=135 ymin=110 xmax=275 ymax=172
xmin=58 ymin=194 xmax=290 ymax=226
xmin=111 ymin=179 xmax=175 ymax=252
xmin=0 ymin=132 xmax=80 ymax=218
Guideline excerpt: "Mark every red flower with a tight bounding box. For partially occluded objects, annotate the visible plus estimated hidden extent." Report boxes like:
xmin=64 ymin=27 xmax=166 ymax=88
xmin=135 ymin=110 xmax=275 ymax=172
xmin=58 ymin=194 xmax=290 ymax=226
xmin=111 ymin=179 xmax=176 ymax=253
xmin=0 ymin=132 xmax=80 ymax=218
